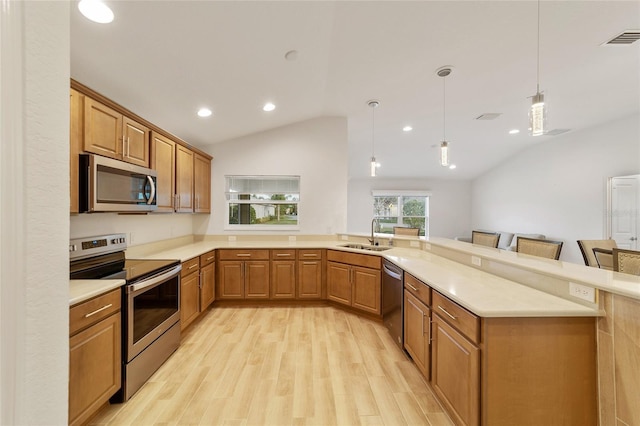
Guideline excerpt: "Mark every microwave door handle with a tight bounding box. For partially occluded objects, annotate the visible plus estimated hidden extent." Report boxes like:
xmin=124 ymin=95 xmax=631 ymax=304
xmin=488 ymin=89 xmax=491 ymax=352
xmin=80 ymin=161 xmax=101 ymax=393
xmin=146 ymin=176 xmax=156 ymax=205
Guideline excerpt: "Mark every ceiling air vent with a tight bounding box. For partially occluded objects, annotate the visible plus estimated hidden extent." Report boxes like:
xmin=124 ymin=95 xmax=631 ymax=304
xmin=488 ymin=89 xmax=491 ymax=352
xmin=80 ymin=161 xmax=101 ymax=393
xmin=475 ymin=113 xmax=501 ymax=120
xmin=603 ymin=30 xmax=640 ymax=45
xmin=545 ymin=128 xmax=571 ymax=136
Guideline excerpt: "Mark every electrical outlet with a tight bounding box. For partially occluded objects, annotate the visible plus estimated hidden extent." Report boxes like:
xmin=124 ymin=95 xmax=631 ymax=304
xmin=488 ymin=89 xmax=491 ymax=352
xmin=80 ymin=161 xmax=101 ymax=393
xmin=288 ymin=236 xmax=296 ymax=242
xmin=569 ymin=282 xmax=595 ymax=303
xmin=129 ymin=232 xmax=135 ymax=244
xmin=424 ymin=242 xmax=431 ymax=250
xmin=471 ymin=256 xmax=482 ymax=266
xmin=228 ymin=236 xmax=236 ymax=242
xmin=340 ymin=234 xmax=349 ymax=241
xmin=410 ymin=240 xmax=420 ymax=247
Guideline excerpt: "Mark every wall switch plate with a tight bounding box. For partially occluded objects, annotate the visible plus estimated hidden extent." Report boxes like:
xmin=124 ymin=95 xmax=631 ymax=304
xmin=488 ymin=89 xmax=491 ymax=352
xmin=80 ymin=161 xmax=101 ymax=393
xmin=410 ymin=240 xmax=420 ymax=247
xmin=471 ymin=256 xmax=482 ymax=266
xmin=569 ymin=282 xmax=596 ymax=303
xmin=228 ymin=236 xmax=236 ymax=242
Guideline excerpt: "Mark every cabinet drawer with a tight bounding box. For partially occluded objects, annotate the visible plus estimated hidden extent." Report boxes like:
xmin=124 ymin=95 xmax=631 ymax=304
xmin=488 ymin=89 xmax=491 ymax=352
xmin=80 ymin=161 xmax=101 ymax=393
xmin=404 ymin=273 xmax=431 ymax=307
xmin=327 ymin=249 xmax=381 ymax=270
xmin=70 ymin=289 xmax=121 ymax=336
xmin=298 ymin=249 xmax=323 ymax=260
xmin=271 ymin=249 xmax=296 ymax=260
xmin=218 ymin=249 xmax=270 ymax=260
xmin=181 ymin=257 xmax=200 ymax=277
xmin=200 ymin=250 xmax=215 ymax=266
xmin=432 ymin=291 xmax=480 ymax=344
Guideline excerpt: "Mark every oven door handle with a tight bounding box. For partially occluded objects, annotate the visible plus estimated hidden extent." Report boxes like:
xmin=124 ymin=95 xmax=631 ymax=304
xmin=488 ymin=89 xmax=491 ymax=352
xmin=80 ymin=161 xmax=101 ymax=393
xmin=127 ymin=264 xmax=182 ymax=294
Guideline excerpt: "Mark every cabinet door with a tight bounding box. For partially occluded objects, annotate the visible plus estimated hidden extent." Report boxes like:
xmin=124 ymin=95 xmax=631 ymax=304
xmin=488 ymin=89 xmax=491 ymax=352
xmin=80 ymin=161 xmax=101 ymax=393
xmin=327 ymin=261 xmax=351 ymax=306
xmin=404 ymin=290 xmax=430 ymax=378
xmin=218 ymin=261 xmax=244 ymax=299
xmin=180 ymin=271 xmax=200 ymax=331
xmin=352 ymin=265 xmax=381 ymax=315
xmin=200 ymin=262 xmax=215 ymax=311
xmin=84 ymin=97 xmax=122 ymax=160
xmin=431 ymin=313 xmax=480 ymax=426
xmin=245 ymin=261 xmax=270 ymax=299
xmin=150 ymin=132 xmax=176 ymax=212
xmin=194 ymin=153 xmax=211 ymax=213
xmin=70 ymin=89 xmax=83 ymax=214
xmin=271 ymin=260 xmax=296 ymax=299
xmin=298 ymin=260 xmax=322 ymax=299
xmin=175 ymin=144 xmax=194 ymax=212
xmin=69 ymin=313 xmax=121 ymax=426
xmin=122 ymin=116 xmax=150 ymax=167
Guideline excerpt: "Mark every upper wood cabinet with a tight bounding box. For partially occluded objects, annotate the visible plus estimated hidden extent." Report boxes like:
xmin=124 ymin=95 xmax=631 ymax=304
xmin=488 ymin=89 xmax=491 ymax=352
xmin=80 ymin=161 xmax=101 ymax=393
xmin=194 ymin=153 xmax=211 ymax=213
xmin=150 ymin=132 xmax=176 ymax=213
xmin=175 ymin=144 xmax=194 ymax=213
xmin=70 ymin=89 xmax=83 ymax=214
xmin=83 ymin=97 xmax=150 ymax=167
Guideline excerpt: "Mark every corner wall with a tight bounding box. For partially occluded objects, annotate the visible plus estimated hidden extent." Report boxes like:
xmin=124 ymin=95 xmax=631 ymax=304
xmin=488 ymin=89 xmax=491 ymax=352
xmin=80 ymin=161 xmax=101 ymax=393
xmin=471 ymin=115 xmax=640 ymax=263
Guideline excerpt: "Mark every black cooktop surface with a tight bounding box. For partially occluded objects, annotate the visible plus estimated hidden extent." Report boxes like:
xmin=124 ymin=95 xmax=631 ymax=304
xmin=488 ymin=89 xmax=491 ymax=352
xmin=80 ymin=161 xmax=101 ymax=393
xmin=70 ymin=251 xmax=179 ymax=283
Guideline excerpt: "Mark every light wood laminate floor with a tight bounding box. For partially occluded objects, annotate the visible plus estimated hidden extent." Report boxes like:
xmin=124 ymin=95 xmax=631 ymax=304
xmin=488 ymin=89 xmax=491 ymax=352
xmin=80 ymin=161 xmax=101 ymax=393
xmin=90 ymin=306 xmax=453 ymax=426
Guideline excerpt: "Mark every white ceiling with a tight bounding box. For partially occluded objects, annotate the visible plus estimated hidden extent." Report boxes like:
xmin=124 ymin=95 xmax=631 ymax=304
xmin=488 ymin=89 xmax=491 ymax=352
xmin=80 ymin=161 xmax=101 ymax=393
xmin=70 ymin=1 xmax=640 ymax=180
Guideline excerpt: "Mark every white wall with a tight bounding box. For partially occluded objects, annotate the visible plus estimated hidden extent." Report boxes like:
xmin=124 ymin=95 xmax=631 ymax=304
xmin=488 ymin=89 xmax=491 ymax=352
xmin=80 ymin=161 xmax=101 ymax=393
xmin=472 ymin=115 xmax=640 ymax=264
xmin=347 ymin=178 xmax=472 ymax=238
xmin=194 ymin=116 xmax=348 ymax=235
xmin=0 ymin=2 xmax=69 ymax=423
xmin=71 ymin=213 xmax=194 ymax=247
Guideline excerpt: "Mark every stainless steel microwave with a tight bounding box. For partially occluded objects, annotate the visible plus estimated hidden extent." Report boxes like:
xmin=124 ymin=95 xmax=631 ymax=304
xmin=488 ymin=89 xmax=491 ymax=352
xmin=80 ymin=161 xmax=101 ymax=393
xmin=79 ymin=154 xmax=157 ymax=213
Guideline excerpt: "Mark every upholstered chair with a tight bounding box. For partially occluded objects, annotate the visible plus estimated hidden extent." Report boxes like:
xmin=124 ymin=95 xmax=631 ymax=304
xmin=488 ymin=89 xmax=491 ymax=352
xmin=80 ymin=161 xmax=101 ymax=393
xmin=516 ymin=237 xmax=563 ymax=260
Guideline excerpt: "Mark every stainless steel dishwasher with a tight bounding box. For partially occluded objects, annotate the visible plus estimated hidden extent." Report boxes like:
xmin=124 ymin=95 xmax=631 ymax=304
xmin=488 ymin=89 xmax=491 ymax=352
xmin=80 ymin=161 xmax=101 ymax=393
xmin=382 ymin=259 xmax=403 ymax=350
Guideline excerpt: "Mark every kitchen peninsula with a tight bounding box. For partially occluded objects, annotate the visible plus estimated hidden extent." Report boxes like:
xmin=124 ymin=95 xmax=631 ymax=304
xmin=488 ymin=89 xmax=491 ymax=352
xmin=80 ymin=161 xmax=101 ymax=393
xmin=69 ymin=233 xmax=635 ymax=425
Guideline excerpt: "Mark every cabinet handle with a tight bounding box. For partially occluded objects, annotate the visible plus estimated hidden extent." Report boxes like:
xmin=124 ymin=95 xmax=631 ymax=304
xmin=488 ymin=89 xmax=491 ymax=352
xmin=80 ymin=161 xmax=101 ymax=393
xmin=206 ymin=256 xmax=214 ymax=261
xmin=302 ymin=261 xmax=316 ymax=265
xmin=236 ymin=254 xmax=251 ymax=257
xmin=84 ymin=303 xmax=113 ymax=318
xmin=188 ymin=264 xmax=198 ymax=270
xmin=121 ymin=137 xmax=126 ymax=158
xmin=126 ymin=137 xmax=130 ymax=157
xmin=302 ymin=254 xmax=317 ymax=257
xmin=276 ymin=253 xmax=291 ymax=257
xmin=428 ymin=316 xmax=432 ymax=344
xmin=406 ymin=283 xmax=419 ymax=292
xmin=437 ymin=305 xmax=457 ymax=321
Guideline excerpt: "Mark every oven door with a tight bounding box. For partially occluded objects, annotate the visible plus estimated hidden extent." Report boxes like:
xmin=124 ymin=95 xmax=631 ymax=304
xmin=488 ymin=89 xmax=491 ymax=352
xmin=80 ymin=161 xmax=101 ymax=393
xmin=126 ymin=265 xmax=181 ymax=362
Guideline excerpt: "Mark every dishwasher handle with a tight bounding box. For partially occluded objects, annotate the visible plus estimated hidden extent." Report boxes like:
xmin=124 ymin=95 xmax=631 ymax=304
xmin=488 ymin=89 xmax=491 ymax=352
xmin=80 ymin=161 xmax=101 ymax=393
xmin=382 ymin=263 xmax=402 ymax=281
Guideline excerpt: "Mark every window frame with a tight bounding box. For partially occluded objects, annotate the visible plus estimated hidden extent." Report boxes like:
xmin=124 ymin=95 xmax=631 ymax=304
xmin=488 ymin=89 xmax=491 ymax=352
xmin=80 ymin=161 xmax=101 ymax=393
xmin=371 ymin=190 xmax=431 ymax=237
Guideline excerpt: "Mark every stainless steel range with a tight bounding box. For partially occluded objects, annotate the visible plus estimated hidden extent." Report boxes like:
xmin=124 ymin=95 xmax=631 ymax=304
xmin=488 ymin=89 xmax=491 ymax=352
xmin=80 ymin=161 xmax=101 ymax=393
xmin=70 ymin=233 xmax=182 ymax=402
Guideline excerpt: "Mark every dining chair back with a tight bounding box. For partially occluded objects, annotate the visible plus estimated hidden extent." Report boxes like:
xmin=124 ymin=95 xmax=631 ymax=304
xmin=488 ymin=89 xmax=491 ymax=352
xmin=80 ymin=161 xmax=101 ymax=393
xmin=471 ymin=230 xmax=500 ymax=248
xmin=394 ymin=227 xmax=420 ymax=236
xmin=577 ymin=239 xmax=618 ymax=268
xmin=592 ymin=248 xmax=614 ymax=271
xmin=516 ymin=237 xmax=563 ymax=260
xmin=613 ymin=248 xmax=640 ymax=275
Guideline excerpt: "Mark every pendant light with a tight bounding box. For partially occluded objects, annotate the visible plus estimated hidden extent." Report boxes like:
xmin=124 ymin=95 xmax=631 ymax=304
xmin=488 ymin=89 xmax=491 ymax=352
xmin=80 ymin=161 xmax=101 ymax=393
xmin=368 ymin=100 xmax=380 ymax=177
xmin=437 ymin=67 xmax=452 ymax=167
xmin=529 ymin=0 xmax=547 ymax=136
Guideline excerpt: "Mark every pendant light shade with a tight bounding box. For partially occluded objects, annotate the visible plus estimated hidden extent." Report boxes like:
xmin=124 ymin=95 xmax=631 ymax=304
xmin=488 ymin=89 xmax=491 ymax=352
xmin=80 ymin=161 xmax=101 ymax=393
xmin=368 ymin=100 xmax=380 ymax=177
xmin=437 ymin=67 xmax=452 ymax=167
xmin=529 ymin=0 xmax=547 ymax=136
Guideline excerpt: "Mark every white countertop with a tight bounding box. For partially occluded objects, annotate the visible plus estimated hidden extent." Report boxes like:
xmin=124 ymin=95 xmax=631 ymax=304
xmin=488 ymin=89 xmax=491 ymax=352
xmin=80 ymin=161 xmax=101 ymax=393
xmin=69 ymin=279 xmax=125 ymax=306
xmin=134 ymin=237 xmax=601 ymax=318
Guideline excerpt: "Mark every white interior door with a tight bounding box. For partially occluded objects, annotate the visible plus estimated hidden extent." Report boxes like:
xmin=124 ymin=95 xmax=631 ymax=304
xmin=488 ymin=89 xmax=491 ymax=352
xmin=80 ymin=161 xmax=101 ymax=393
xmin=611 ymin=176 xmax=639 ymax=249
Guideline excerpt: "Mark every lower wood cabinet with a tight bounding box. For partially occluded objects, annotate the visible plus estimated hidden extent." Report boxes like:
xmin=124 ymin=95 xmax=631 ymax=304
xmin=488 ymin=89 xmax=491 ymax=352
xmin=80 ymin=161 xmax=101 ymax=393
xmin=180 ymin=257 xmax=201 ymax=331
xmin=271 ymin=249 xmax=296 ymax=299
xmin=297 ymin=250 xmax=324 ymax=299
xmin=403 ymin=290 xmax=431 ymax=379
xmin=69 ymin=289 xmax=121 ymax=426
xmin=217 ymin=250 xmax=270 ymax=300
xmin=326 ymin=250 xmax=381 ymax=315
xmin=199 ymin=251 xmax=216 ymax=310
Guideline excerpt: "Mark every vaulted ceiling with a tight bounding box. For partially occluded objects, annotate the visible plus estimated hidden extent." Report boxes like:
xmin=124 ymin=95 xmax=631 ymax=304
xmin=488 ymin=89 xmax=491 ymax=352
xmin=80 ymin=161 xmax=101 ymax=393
xmin=71 ymin=1 xmax=640 ymax=180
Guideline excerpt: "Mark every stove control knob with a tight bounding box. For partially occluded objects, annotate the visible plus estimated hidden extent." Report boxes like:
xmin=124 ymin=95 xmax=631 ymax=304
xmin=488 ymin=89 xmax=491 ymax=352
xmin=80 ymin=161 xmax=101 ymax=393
xmin=119 ymin=237 xmax=126 ymax=243
xmin=69 ymin=244 xmax=77 ymax=252
xmin=111 ymin=238 xmax=119 ymax=244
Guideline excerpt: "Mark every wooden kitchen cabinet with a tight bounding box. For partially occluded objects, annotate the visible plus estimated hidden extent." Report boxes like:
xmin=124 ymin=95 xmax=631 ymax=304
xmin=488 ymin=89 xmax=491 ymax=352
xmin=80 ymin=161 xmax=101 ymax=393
xmin=175 ymin=144 xmax=194 ymax=213
xmin=194 ymin=153 xmax=211 ymax=213
xmin=70 ymin=88 xmax=83 ymax=214
xmin=180 ymin=257 xmax=201 ymax=331
xmin=271 ymin=250 xmax=296 ymax=299
xmin=199 ymin=250 xmax=216 ymax=311
xmin=150 ymin=132 xmax=176 ymax=212
xmin=69 ymin=289 xmax=121 ymax=426
xmin=217 ymin=250 xmax=270 ymax=300
xmin=326 ymin=250 xmax=381 ymax=315
xmin=83 ymin=97 xmax=150 ymax=167
xmin=297 ymin=249 xmax=324 ymax=299
xmin=404 ymin=290 xmax=431 ymax=379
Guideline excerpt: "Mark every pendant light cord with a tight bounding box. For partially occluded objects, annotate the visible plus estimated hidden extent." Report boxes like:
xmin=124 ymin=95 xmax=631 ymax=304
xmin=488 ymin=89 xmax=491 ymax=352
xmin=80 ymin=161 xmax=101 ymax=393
xmin=443 ymin=75 xmax=446 ymax=141
xmin=371 ymin=104 xmax=375 ymax=157
xmin=536 ymin=0 xmax=540 ymax=93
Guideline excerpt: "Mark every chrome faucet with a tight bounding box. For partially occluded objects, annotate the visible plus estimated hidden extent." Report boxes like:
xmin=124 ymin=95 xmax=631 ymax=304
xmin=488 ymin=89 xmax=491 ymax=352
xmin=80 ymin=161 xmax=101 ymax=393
xmin=369 ymin=217 xmax=379 ymax=245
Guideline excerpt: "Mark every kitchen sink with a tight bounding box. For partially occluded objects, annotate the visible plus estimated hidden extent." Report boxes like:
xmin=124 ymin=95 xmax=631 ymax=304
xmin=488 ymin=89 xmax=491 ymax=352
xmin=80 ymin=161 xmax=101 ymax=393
xmin=340 ymin=243 xmax=391 ymax=252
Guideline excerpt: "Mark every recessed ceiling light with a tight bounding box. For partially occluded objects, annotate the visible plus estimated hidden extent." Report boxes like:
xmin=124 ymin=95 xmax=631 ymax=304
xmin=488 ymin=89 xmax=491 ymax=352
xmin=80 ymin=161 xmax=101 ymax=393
xmin=78 ymin=0 xmax=114 ymax=24
xmin=449 ymin=164 xmax=457 ymax=170
xmin=403 ymin=126 xmax=413 ymax=132
xmin=509 ymin=129 xmax=520 ymax=135
xmin=263 ymin=102 xmax=276 ymax=112
xmin=197 ymin=108 xmax=212 ymax=118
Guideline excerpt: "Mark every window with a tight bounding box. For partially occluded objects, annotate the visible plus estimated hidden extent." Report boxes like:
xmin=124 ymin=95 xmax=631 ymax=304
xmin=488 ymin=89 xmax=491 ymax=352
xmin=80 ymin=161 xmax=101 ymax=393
xmin=225 ymin=176 xmax=300 ymax=230
xmin=372 ymin=191 xmax=430 ymax=237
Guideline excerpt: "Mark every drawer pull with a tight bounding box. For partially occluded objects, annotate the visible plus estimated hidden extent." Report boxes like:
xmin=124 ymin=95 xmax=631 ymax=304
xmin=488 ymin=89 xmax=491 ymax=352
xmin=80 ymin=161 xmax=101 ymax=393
xmin=236 ymin=254 xmax=251 ymax=257
xmin=206 ymin=256 xmax=214 ymax=261
xmin=188 ymin=264 xmax=198 ymax=269
xmin=276 ymin=253 xmax=291 ymax=257
xmin=406 ymin=283 xmax=419 ymax=292
xmin=84 ymin=303 xmax=113 ymax=318
xmin=302 ymin=254 xmax=317 ymax=257
xmin=302 ymin=261 xmax=316 ymax=265
xmin=437 ymin=305 xmax=457 ymax=321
